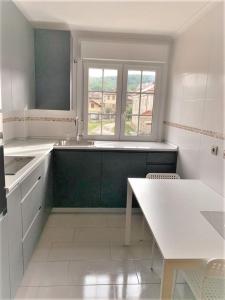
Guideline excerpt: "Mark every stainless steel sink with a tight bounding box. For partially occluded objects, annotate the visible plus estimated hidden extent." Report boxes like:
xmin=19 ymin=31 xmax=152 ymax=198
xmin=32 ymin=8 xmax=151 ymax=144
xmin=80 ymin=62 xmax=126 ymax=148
xmin=55 ymin=140 xmax=95 ymax=146
xmin=4 ymin=156 xmax=35 ymax=175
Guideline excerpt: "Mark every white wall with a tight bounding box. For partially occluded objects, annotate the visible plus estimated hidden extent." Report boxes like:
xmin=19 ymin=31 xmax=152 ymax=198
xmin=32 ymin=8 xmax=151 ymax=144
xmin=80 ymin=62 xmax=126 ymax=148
xmin=72 ymin=31 xmax=172 ymax=140
xmin=1 ymin=0 xmax=35 ymax=141
xmin=164 ymin=3 xmax=225 ymax=196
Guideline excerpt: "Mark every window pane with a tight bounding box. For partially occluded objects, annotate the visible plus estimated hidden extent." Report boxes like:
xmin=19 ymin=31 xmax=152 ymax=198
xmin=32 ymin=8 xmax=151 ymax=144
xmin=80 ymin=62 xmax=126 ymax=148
xmin=88 ymin=92 xmax=102 ymax=114
xmin=142 ymin=71 xmax=156 ymax=93
xmin=125 ymin=115 xmax=138 ymax=136
xmin=126 ymin=93 xmax=140 ymax=116
xmin=139 ymin=116 xmax=152 ymax=135
xmin=88 ymin=68 xmax=103 ymax=91
xmin=127 ymin=70 xmax=141 ymax=92
xmin=88 ymin=114 xmax=101 ymax=135
xmin=140 ymin=94 xmax=154 ymax=115
xmin=102 ymin=114 xmax=115 ymax=135
xmin=103 ymin=93 xmax=117 ymax=114
xmin=103 ymin=69 xmax=118 ymax=92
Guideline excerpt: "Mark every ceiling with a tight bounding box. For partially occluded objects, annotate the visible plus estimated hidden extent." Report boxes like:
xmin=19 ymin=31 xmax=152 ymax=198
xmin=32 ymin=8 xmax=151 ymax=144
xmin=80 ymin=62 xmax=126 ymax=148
xmin=13 ymin=1 xmax=212 ymax=37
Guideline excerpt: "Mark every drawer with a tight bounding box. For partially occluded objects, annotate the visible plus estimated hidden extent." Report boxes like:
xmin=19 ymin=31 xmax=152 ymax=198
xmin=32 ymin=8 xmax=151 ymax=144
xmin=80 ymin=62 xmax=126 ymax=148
xmin=146 ymin=164 xmax=176 ymax=173
xmin=22 ymin=208 xmax=43 ymax=270
xmin=146 ymin=152 xmax=177 ymax=164
xmin=21 ymin=162 xmax=44 ymax=199
xmin=21 ymin=176 xmax=44 ymax=237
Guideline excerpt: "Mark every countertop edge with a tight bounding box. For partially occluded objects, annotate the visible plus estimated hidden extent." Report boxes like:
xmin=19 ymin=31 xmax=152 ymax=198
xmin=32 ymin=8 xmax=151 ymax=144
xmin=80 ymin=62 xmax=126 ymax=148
xmin=5 ymin=148 xmax=53 ymax=195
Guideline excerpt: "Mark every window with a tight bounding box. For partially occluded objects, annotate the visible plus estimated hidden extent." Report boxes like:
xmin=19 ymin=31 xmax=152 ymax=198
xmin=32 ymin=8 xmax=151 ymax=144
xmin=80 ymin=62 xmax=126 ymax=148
xmin=84 ymin=62 xmax=161 ymax=141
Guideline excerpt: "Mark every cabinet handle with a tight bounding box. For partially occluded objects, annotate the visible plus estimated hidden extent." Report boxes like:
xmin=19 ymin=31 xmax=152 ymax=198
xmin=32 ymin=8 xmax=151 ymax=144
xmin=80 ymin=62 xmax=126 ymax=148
xmin=39 ymin=206 xmax=42 ymax=210
xmin=38 ymin=176 xmax=41 ymax=181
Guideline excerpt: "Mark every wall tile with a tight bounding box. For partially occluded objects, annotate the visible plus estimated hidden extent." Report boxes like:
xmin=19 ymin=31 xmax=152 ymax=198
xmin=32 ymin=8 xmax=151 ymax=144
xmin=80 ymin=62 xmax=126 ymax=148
xmin=164 ymin=3 xmax=224 ymax=197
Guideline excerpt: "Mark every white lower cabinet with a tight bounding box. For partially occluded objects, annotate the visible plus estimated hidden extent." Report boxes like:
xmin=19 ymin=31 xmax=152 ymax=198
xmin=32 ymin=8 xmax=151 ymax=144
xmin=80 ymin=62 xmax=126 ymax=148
xmin=0 ymin=213 xmax=11 ymax=300
xmin=6 ymin=153 xmax=52 ymax=298
xmin=7 ymin=186 xmax=23 ymax=298
xmin=23 ymin=208 xmax=43 ymax=270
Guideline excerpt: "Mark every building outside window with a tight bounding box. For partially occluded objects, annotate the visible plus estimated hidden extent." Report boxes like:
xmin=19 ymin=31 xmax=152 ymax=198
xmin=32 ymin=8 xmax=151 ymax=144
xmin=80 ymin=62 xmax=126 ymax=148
xmin=83 ymin=61 xmax=162 ymax=141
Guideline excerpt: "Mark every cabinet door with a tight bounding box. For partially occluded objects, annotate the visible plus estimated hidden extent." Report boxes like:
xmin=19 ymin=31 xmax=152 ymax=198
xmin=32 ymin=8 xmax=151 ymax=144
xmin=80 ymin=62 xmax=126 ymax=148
xmin=23 ymin=209 xmax=43 ymax=270
xmin=54 ymin=150 xmax=102 ymax=207
xmin=0 ymin=213 xmax=10 ymax=300
xmin=101 ymin=152 xmax=147 ymax=207
xmin=7 ymin=186 xmax=23 ymax=298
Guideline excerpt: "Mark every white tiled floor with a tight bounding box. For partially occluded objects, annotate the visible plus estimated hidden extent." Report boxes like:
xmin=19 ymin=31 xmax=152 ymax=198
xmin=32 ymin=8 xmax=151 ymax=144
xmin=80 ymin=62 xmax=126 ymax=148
xmin=16 ymin=213 xmax=195 ymax=299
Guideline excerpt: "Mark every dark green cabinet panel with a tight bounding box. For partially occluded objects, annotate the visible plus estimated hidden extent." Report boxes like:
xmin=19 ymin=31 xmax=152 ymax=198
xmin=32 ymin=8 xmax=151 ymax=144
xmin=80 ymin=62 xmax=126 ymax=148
xmin=34 ymin=29 xmax=70 ymax=110
xmin=146 ymin=163 xmax=176 ymax=173
xmin=146 ymin=152 xmax=177 ymax=164
xmin=101 ymin=152 xmax=147 ymax=207
xmin=53 ymin=150 xmax=178 ymax=208
xmin=54 ymin=150 xmax=101 ymax=207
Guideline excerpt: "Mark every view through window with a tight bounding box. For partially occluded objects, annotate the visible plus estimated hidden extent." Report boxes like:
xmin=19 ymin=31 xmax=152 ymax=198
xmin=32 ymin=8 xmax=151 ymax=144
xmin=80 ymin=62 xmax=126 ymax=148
xmin=88 ymin=68 xmax=118 ymax=136
xmin=84 ymin=63 xmax=158 ymax=140
xmin=125 ymin=70 xmax=156 ymax=136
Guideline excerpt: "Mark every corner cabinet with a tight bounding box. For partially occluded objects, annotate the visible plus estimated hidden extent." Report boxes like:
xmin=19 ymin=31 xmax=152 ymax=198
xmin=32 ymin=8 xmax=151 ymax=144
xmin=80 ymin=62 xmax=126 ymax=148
xmin=6 ymin=153 xmax=52 ymax=298
xmin=53 ymin=150 xmax=177 ymax=208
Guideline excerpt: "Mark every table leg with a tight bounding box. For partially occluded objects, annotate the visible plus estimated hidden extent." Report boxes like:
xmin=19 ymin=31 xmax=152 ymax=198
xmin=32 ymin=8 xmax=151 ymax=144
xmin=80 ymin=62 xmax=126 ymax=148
xmin=125 ymin=181 xmax=132 ymax=246
xmin=160 ymin=259 xmax=203 ymax=299
xmin=160 ymin=260 xmax=176 ymax=300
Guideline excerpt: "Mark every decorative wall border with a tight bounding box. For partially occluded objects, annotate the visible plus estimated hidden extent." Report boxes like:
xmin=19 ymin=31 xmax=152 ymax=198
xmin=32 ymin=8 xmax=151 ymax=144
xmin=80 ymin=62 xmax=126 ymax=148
xmin=3 ymin=116 xmax=75 ymax=123
xmin=164 ymin=121 xmax=225 ymax=140
xmin=164 ymin=121 xmax=225 ymax=159
xmin=3 ymin=117 xmax=225 ymax=158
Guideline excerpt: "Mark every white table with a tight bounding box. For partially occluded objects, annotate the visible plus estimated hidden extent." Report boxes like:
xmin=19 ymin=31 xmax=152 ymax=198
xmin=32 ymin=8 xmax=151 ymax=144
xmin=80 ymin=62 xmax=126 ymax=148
xmin=125 ymin=178 xmax=225 ymax=299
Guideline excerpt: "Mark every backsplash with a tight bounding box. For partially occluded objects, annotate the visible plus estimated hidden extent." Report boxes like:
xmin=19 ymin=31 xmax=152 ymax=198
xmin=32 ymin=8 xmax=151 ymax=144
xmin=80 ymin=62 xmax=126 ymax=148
xmin=3 ymin=110 xmax=77 ymax=142
xmin=164 ymin=3 xmax=225 ymax=196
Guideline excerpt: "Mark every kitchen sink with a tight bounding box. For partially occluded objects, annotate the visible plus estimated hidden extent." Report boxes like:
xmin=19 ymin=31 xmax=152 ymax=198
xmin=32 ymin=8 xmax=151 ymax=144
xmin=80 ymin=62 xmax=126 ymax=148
xmin=4 ymin=156 xmax=35 ymax=175
xmin=55 ymin=140 xmax=95 ymax=146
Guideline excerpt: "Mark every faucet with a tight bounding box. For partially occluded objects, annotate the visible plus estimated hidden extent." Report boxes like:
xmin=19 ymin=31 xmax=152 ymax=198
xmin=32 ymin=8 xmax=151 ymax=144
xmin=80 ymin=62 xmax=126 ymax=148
xmin=74 ymin=116 xmax=82 ymax=142
xmin=74 ymin=116 xmax=79 ymax=141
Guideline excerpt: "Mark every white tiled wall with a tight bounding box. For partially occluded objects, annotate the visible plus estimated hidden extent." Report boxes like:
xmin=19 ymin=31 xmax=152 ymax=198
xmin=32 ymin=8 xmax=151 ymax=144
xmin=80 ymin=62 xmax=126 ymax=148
xmin=164 ymin=2 xmax=225 ymax=196
xmin=27 ymin=110 xmax=76 ymax=139
xmin=2 ymin=110 xmax=77 ymax=142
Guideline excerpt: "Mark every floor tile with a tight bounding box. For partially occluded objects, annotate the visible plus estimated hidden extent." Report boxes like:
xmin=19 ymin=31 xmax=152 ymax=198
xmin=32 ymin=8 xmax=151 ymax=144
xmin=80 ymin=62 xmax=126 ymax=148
xmin=111 ymin=241 xmax=157 ymax=260
xmin=72 ymin=285 xmax=115 ymax=299
xmin=133 ymin=260 xmax=161 ymax=284
xmin=31 ymin=247 xmax=51 ymax=262
xmin=37 ymin=285 xmax=115 ymax=299
xmin=15 ymin=287 xmax=39 ymax=299
xmin=68 ymin=260 xmax=139 ymax=285
xmin=39 ymin=226 xmax=75 ymax=243
xmin=114 ymin=284 xmax=161 ymax=299
xmin=107 ymin=214 xmax=126 ymax=228
xmin=21 ymin=261 xmax=70 ymax=286
xmin=75 ymin=227 xmax=111 ymax=242
xmin=74 ymin=214 xmax=109 ymax=227
xmin=37 ymin=286 xmax=75 ymax=298
xmin=48 ymin=241 xmax=111 ymax=261
xmin=46 ymin=213 xmax=79 ymax=228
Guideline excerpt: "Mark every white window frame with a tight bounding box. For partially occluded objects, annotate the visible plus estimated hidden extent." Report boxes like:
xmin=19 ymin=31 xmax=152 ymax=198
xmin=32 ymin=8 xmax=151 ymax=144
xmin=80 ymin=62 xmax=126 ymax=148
xmin=120 ymin=64 xmax=162 ymax=141
xmin=83 ymin=61 xmax=122 ymax=140
xmin=83 ymin=60 xmax=163 ymax=141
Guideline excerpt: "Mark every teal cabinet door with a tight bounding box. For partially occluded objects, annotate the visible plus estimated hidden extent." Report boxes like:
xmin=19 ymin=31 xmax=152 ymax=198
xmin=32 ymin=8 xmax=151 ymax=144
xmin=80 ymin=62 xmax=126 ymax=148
xmin=101 ymin=152 xmax=147 ymax=207
xmin=54 ymin=150 xmax=101 ymax=207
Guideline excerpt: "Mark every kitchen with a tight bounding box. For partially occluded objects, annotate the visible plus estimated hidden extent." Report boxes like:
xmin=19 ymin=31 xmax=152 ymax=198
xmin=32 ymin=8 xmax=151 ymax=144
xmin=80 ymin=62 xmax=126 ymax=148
xmin=0 ymin=1 xmax=224 ymax=299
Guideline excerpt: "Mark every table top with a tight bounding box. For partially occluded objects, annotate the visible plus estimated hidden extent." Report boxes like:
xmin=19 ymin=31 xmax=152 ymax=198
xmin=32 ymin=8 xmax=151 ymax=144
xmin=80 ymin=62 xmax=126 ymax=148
xmin=128 ymin=178 xmax=225 ymax=260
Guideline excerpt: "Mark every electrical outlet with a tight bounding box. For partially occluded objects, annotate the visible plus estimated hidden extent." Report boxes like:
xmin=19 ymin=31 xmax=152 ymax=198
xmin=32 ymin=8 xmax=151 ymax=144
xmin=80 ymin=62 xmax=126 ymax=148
xmin=211 ymin=146 xmax=218 ymax=156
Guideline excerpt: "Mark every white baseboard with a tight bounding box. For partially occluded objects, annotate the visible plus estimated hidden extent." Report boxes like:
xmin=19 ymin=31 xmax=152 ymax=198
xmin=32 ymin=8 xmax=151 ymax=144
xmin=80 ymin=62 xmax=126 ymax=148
xmin=52 ymin=207 xmax=142 ymax=214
